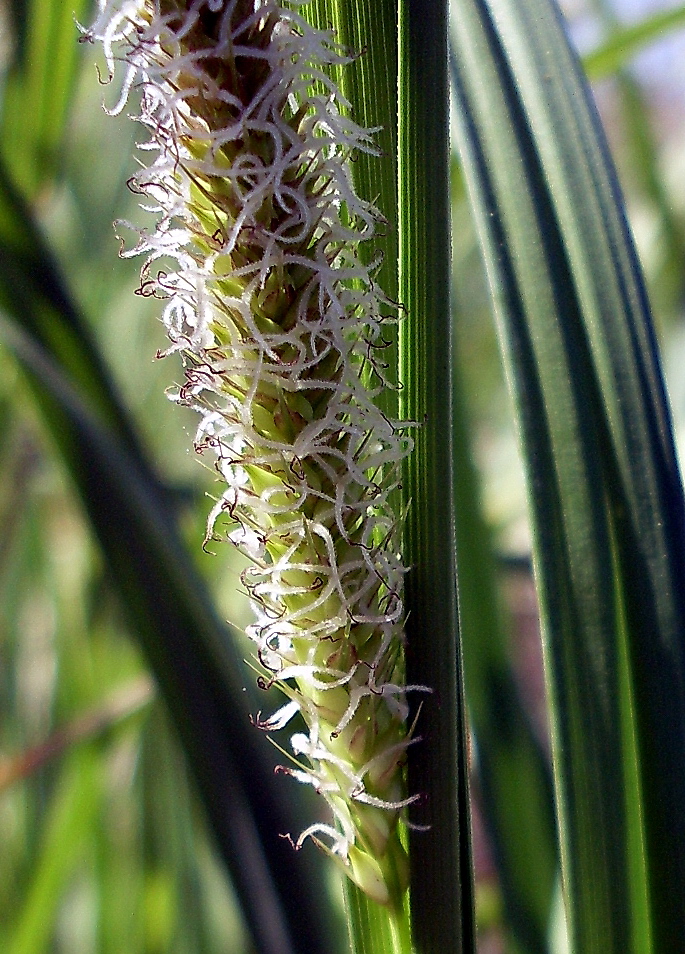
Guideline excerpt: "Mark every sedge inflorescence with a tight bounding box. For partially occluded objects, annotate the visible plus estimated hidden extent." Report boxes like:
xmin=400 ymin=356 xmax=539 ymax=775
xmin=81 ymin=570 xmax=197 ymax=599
xmin=86 ymin=0 xmax=419 ymax=904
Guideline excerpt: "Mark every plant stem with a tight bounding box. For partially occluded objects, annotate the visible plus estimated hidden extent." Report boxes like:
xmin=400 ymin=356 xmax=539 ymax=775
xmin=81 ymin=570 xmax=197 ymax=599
xmin=398 ymin=2 xmax=476 ymax=951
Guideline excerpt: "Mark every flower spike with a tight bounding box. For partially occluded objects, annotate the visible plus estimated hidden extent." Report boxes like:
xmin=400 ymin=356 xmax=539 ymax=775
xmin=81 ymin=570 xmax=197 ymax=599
xmin=85 ymin=0 xmax=421 ymax=906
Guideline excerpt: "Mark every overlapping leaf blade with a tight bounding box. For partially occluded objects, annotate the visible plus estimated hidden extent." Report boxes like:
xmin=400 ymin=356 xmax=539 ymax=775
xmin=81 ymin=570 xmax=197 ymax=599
xmin=451 ymin=0 xmax=685 ymax=950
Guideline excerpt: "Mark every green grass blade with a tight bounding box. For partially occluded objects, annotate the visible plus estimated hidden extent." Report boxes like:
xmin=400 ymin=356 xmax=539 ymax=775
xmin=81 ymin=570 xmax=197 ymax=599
xmin=398 ymin=3 xmax=475 ymax=952
xmin=1 ymin=0 xmax=93 ymax=197
xmin=583 ymin=4 xmax=685 ymax=81
xmin=451 ymin=0 xmax=685 ymax=949
xmin=8 ymin=751 xmax=102 ymax=954
xmin=451 ymin=104 xmax=558 ymax=954
xmin=452 ymin=121 xmax=559 ymax=953
xmin=308 ymin=3 xmax=414 ymax=951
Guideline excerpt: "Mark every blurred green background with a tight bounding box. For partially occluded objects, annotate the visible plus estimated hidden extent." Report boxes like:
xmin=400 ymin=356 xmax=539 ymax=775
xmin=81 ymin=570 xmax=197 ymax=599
xmin=1 ymin=0 xmax=684 ymax=951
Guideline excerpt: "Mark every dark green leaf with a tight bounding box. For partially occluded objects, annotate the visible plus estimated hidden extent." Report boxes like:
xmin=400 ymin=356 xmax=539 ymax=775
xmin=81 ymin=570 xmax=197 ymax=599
xmin=451 ymin=0 xmax=685 ymax=949
xmin=398 ymin=3 xmax=475 ymax=952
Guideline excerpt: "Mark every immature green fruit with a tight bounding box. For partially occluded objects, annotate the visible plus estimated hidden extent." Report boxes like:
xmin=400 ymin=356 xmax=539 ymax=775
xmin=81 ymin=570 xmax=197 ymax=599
xmin=87 ymin=0 xmax=423 ymax=906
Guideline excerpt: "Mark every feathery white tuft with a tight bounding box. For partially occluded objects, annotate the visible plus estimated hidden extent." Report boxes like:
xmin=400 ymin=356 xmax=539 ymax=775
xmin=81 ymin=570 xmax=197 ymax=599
xmin=85 ymin=0 xmax=421 ymax=904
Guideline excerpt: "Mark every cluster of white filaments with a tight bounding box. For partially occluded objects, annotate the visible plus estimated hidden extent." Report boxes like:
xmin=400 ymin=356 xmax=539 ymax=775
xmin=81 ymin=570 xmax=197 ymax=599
xmin=86 ymin=0 xmax=418 ymax=904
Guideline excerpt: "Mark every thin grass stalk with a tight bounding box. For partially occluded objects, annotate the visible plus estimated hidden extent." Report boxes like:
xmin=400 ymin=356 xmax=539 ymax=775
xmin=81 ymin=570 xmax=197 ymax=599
xmin=398 ymin=2 xmax=475 ymax=951
xmin=307 ymin=3 xmax=414 ymax=949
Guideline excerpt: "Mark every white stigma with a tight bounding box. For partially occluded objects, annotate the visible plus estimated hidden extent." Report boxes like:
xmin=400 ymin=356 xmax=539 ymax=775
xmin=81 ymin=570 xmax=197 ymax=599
xmin=85 ymin=0 xmax=422 ymax=901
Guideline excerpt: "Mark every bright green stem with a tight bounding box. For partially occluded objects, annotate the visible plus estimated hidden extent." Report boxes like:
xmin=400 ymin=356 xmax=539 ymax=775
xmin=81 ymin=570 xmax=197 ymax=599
xmin=309 ymin=3 xmax=413 ymax=950
xmin=399 ymin=3 xmax=475 ymax=952
xmin=344 ymin=879 xmax=413 ymax=954
xmin=310 ymin=0 xmax=400 ymax=411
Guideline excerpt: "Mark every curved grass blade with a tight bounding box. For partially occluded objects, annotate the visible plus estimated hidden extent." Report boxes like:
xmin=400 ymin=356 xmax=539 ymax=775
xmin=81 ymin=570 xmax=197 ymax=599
xmin=583 ymin=4 xmax=685 ymax=81
xmin=451 ymin=0 xmax=685 ymax=949
xmin=0 ymin=161 xmax=151 ymax=471
xmin=398 ymin=3 xmax=475 ymax=952
xmin=308 ymin=3 xmax=413 ymax=951
xmin=450 ymin=101 xmax=558 ymax=954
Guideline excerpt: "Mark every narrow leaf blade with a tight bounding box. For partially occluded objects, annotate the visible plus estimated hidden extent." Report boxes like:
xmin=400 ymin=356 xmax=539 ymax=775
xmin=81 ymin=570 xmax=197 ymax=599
xmin=399 ymin=3 xmax=475 ymax=952
xmin=451 ymin=0 xmax=685 ymax=949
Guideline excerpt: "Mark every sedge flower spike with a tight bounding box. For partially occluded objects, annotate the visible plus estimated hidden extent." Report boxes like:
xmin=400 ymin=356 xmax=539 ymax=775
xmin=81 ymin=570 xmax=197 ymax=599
xmin=85 ymin=0 xmax=422 ymax=906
